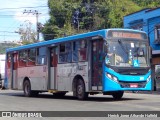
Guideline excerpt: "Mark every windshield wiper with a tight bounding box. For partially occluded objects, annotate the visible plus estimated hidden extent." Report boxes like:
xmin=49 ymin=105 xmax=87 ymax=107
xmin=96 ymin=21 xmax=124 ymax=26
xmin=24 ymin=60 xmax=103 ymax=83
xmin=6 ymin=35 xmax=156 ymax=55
xmin=118 ymin=39 xmax=128 ymax=55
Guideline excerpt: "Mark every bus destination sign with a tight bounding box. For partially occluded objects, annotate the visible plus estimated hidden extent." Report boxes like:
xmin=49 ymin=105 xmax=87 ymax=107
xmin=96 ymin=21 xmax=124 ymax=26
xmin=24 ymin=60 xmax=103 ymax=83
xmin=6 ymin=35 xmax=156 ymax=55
xmin=108 ymin=30 xmax=147 ymax=39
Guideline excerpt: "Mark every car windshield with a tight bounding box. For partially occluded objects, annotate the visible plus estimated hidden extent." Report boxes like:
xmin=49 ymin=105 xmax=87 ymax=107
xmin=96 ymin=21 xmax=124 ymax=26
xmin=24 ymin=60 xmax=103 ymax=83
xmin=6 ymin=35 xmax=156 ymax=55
xmin=105 ymin=39 xmax=150 ymax=67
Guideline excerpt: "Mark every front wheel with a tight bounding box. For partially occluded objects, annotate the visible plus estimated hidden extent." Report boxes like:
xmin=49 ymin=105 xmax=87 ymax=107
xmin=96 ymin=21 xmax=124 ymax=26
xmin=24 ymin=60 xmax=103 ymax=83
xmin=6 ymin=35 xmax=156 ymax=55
xmin=112 ymin=91 xmax=124 ymax=100
xmin=76 ymin=79 xmax=88 ymax=100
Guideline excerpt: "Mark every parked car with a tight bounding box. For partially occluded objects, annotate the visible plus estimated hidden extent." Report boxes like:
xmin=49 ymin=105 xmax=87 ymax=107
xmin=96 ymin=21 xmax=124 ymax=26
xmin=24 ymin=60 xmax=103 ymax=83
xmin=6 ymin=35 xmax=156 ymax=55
xmin=0 ymin=54 xmax=5 ymax=89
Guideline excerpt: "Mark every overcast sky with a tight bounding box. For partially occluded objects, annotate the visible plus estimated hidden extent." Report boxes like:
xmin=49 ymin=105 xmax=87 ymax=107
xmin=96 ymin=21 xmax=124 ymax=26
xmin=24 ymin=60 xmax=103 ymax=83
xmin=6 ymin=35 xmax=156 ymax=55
xmin=0 ymin=0 xmax=49 ymax=41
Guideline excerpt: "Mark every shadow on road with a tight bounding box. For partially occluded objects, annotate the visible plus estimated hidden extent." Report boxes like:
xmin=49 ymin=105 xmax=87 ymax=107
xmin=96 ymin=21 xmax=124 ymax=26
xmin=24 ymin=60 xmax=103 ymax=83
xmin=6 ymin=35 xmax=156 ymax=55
xmin=0 ymin=90 xmax=143 ymax=102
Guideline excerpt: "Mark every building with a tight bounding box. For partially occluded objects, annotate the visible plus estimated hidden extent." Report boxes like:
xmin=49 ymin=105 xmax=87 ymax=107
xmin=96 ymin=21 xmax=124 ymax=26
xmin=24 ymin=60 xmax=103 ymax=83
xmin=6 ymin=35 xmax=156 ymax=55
xmin=123 ymin=7 xmax=160 ymax=90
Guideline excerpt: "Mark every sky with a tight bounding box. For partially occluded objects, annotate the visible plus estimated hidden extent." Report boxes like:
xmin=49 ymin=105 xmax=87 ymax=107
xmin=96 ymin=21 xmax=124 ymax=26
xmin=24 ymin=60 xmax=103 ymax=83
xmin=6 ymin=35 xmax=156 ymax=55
xmin=0 ymin=0 xmax=49 ymax=42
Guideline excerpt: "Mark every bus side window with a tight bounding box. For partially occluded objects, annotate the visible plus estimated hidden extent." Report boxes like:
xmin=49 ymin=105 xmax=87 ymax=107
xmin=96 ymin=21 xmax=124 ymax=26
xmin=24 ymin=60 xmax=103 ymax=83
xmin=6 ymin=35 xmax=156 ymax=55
xmin=18 ymin=50 xmax=27 ymax=67
xmin=28 ymin=49 xmax=36 ymax=66
xmin=66 ymin=42 xmax=72 ymax=62
xmin=78 ymin=40 xmax=87 ymax=61
xmin=36 ymin=47 xmax=47 ymax=65
xmin=73 ymin=41 xmax=79 ymax=62
xmin=59 ymin=42 xmax=72 ymax=63
xmin=7 ymin=53 xmax=11 ymax=68
xmin=59 ymin=44 xmax=66 ymax=63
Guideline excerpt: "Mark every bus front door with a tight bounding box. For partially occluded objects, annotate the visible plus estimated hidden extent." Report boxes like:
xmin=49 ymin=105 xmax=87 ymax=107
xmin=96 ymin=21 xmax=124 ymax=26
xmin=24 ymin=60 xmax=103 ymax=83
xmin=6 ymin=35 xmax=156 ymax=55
xmin=91 ymin=39 xmax=103 ymax=90
xmin=48 ymin=47 xmax=58 ymax=90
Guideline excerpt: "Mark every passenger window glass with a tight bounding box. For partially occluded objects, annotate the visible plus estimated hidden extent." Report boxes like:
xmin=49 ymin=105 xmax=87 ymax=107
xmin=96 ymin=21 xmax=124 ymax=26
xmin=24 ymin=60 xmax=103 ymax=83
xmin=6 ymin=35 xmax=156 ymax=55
xmin=59 ymin=42 xmax=72 ymax=63
xmin=73 ymin=41 xmax=79 ymax=62
xmin=28 ymin=49 xmax=36 ymax=66
xmin=78 ymin=40 xmax=87 ymax=61
xmin=7 ymin=53 xmax=11 ymax=68
xmin=36 ymin=47 xmax=47 ymax=65
xmin=18 ymin=50 xmax=27 ymax=67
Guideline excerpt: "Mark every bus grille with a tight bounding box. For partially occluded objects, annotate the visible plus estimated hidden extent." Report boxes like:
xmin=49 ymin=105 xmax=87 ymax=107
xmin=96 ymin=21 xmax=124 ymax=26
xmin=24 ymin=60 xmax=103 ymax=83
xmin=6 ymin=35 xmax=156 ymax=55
xmin=119 ymin=81 xmax=146 ymax=88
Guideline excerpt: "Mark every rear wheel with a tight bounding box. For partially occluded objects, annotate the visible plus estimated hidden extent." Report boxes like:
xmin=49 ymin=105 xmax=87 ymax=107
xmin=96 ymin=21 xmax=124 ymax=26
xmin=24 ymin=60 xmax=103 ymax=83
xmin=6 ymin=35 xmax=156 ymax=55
xmin=112 ymin=91 xmax=124 ymax=100
xmin=76 ymin=79 xmax=88 ymax=100
xmin=23 ymin=80 xmax=32 ymax=97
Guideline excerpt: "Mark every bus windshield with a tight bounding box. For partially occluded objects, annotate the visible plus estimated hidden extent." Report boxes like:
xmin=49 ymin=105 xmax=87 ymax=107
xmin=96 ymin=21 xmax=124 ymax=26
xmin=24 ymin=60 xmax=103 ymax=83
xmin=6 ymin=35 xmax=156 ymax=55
xmin=105 ymin=39 xmax=150 ymax=67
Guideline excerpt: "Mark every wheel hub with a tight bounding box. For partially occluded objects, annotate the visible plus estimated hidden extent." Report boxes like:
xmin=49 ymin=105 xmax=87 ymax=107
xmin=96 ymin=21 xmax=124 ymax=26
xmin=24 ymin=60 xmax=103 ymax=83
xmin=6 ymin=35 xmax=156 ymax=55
xmin=77 ymin=85 xmax=82 ymax=95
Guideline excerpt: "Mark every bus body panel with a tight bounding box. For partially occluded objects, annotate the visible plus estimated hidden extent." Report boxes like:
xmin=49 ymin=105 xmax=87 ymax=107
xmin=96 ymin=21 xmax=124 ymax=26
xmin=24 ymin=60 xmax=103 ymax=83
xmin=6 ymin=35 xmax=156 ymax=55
xmin=57 ymin=62 xmax=89 ymax=92
xmin=50 ymin=67 xmax=56 ymax=89
xmin=17 ymin=66 xmax=48 ymax=91
xmin=12 ymin=70 xmax=18 ymax=89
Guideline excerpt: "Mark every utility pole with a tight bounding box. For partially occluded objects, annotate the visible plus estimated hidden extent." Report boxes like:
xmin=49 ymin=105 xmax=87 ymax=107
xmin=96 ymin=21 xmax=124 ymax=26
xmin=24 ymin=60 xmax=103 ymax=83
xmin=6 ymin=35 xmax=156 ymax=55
xmin=23 ymin=10 xmax=41 ymax=42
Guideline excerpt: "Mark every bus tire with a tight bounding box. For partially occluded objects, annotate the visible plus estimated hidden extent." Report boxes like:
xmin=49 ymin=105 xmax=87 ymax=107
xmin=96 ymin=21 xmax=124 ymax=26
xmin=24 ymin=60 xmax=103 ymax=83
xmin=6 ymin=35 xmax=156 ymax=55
xmin=76 ymin=79 xmax=88 ymax=100
xmin=23 ymin=80 xmax=32 ymax=97
xmin=112 ymin=91 xmax=124 ymax=100
xmin=53 ymin=92 xmax=66 ymax=97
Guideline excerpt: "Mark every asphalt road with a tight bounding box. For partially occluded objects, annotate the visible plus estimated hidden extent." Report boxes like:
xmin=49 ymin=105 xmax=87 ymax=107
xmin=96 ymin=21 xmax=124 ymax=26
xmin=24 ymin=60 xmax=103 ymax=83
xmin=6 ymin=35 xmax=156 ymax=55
xmin=0 ymin=90 xmax=160 ymax=120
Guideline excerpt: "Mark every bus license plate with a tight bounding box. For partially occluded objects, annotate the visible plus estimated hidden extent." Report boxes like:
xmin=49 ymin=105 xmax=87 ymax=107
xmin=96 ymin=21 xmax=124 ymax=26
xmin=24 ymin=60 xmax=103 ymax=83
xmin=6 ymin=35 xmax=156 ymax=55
xmin=130 ymin=84 xmax=138 ymax=88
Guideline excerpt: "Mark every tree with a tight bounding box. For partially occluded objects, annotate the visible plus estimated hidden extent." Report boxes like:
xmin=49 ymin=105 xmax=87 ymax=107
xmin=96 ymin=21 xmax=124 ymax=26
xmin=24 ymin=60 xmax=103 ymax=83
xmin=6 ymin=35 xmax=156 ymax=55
xmin=42 ymin=0 xmax=159 ymax=40
xmin=132 ymin=0 xmax=160 ymax=8
xmin=0 ymin=42 xmax=18 ymax=54
xmin=17 ymin=21 xmax=37 ymax=44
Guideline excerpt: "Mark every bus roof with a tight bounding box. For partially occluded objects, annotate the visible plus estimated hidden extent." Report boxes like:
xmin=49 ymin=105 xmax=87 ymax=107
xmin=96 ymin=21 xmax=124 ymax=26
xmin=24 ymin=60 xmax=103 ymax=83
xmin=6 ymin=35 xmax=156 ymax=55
xmin=6 ymin=28 xmax=147 ymax=53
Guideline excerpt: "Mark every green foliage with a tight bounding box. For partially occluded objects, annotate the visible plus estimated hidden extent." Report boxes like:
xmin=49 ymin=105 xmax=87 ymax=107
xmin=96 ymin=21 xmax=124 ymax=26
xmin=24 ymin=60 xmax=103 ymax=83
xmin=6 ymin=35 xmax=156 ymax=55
xmin=21 ymin=40 xmax=34 ymax=45
xmin=17 ymin=21 xmax=37 ymax=43
xmin=132 ymin=0 xmax=160 ymax=8
xmin=42 ymin=0 xmax=160 ymax=40
xmin=42 ymin=0 xmax=80 ymax=40
xmin=0 ymin=43 xmax=19 ymax=54
xmin=108 ymin=0 xmax=141 ymax=28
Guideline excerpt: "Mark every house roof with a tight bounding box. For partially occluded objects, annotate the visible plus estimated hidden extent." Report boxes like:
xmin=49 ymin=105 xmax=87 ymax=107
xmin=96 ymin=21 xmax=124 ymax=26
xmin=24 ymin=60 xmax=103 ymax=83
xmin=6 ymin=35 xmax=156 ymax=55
xmin=124 ymin=8 xmax=150 ymax=17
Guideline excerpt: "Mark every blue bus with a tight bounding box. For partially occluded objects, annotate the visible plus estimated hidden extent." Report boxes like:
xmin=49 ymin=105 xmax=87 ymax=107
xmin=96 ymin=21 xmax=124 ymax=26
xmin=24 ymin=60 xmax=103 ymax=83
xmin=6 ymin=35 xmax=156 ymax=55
xmin=6 ymin=28 xmax=151 ymax=100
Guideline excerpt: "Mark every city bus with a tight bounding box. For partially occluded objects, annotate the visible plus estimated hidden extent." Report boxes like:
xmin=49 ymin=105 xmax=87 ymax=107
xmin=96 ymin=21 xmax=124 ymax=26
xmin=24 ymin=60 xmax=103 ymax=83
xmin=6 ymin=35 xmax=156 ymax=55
xmin=5 ymin=28 xmax=152 ymax=100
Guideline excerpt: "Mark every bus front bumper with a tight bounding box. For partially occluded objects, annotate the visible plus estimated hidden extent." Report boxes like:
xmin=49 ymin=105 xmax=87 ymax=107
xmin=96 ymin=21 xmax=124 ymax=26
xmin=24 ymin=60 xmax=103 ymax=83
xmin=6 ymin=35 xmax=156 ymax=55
xmin=102 ymin=77 xmax=152 ymax=92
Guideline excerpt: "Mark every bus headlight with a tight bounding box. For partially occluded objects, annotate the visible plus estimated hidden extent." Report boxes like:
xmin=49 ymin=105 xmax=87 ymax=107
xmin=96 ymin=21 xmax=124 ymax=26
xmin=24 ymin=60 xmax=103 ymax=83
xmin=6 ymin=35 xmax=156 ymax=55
xmin=106 ymin=73 xmax=118 ymax=83
xmin=146 ymin=75 xmax=151 ymax=82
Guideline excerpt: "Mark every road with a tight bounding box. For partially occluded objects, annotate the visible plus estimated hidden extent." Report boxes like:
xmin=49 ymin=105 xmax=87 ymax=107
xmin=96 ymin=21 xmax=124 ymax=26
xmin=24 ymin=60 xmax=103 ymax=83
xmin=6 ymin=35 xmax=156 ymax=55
xmin=0 ymin=90 xmax=160 ymax=120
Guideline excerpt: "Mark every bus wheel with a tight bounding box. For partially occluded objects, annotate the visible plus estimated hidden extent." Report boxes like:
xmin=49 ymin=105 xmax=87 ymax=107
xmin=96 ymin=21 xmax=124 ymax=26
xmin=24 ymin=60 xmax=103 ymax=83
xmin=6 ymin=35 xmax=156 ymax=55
xmin=76 ymin=79 xmax=88 ymax=100
xmin=53 ymin=92 xmax=66 ymax=97
xmin=112 ymin=91 xmax=124 ymax=100
xmin=23 ymin=80 xmax=32 ymax=97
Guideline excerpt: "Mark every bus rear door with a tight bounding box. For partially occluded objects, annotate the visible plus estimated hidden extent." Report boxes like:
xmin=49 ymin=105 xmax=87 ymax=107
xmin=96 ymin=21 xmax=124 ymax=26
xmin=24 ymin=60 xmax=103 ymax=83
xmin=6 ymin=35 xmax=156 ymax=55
xmin=48 ymin=47 xmax=58 ymax=90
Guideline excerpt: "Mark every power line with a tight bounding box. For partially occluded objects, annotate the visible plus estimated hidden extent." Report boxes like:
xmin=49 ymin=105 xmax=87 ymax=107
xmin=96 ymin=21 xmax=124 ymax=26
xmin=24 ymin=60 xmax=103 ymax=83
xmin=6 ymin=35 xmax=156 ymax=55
xmin=0 ymin=14 xmax=49 ymax=18
xmin=0 ymin=35 xmax=18 ymax=36
xmin=0 ymin=6 xmax=48 ymax=11
xmin=0 ymin=31 xmax=16 ymax=33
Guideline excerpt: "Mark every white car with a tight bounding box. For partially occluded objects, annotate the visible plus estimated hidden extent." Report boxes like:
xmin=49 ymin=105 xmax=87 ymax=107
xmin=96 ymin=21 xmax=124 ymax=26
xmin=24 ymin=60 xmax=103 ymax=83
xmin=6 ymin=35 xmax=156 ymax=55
xmin=0 ymin=54 xmax=5 ymax=89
